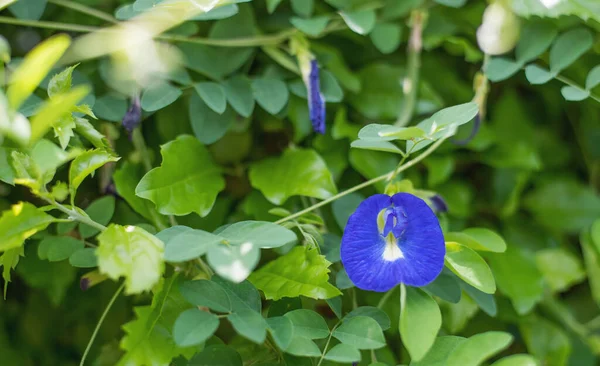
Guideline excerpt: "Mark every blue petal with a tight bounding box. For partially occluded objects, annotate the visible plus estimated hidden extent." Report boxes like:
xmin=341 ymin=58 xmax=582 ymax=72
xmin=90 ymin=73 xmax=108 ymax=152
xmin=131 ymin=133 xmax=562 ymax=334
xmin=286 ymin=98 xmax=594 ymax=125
xmin=307 ymin=59 xmax=325 ymax=134
xmin=341 ymin=193 xmax=445 ymax=292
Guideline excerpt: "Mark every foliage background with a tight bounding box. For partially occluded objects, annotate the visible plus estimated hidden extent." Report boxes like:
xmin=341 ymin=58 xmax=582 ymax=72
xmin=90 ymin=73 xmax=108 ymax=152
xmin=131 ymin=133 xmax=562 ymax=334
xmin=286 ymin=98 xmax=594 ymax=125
xmin=0 ymin=0 xmax=600 ymax=365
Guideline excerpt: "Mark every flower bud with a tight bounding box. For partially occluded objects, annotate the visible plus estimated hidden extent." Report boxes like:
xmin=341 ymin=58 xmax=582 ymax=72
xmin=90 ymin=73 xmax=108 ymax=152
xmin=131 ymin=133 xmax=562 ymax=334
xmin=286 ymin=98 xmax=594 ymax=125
xmin=476 ymin=1 xmax=520 ymax=55
xmin=122 ymin=94 xmax=141 ymax=133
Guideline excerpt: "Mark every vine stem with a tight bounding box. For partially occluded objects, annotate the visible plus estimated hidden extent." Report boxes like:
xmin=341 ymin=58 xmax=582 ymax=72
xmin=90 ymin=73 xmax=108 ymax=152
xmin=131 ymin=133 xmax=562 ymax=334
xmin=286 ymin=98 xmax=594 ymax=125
xmin=79 ymin=283 xmax=125 ymax=366
xmin=275 ymin=137 xmax=448 ymax=225
xmin=45 ymin=198 xmax=107 ymax=232
xmin=316 ymin=322 xmax=340 ymax=366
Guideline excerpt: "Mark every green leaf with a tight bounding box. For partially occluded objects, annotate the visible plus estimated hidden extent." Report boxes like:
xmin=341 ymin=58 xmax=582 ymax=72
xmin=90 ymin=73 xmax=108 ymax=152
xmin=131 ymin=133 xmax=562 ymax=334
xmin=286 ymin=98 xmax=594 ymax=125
xmin=194 ymin=82 xmax=227 ymax=114
xmin=266 ymin=0 xmax=283 ymax=13
xmin=511 ymin=0 xmax=600 ymax=23
xmin=524 ymin=179 xmax=600 ymax=233
xmin=561 ymin=86 xmax=589 ymax=101
xmin=69 ymin=248 xmax=97 ymax=268
xmin=400 ymin=286 xmax=442 ymax=361
xmin=249 ymin=245 xmax=341 ymax=300
xmin=223 ymin=75 xmax=255 ymax=117
xmin=1 ymin=247 xmax=23 ymax=298
xmin=520 ymin=317 xmax=570 ymax=366
xmin=136 ymin=135 xmax=225 ymax=216
xmin=332 ymin=192 xmax=363 ymax=230
xmin=38 ymin=236 xmax=84 ymax=262
xmin=113 ymin=162 xmax=157 ymax=224
xmin=462 ymin=282 xmax=497 ymax=316
xmin=446 ymin=331 xmax=513 ymax=366
xmin=52 ymin=115 xmax=76 ymax=150
xmin=8 ymin=0 xmax=47 ymax=20
xmin=445 ymin=228 xmax=506 ymax=253
xmin=180 ymin=279 xmax=232 ymax=312
xmin=251 ymin=78 xmax=289 ymax=115
xmin=291 ymin=0 xmax=313 ymax=17
xmin=207 ymin=241 xmax=260 ymax=283
xmin=97 ymin=224 xmax=165 ymax=294
xmin=290 ymin=16 xmax=330 ymax=37
xmin=249 ymin=148 xmax=337 ymax=205
xmin=524 ymin=65 xmax=554 ymax=85
xmin=173 ymin=309 xmax=219 ymax=347
xmin=490 ymin=354 xmax=538 ymax=366
xmin=485 ymin=58 xmax=521 ymax=82
xmin=7 ymin=34 xmax=70 ymax=110
xmin=340 ymin=10 xmax=376 ymax=35
xmin=93 ymin=94 xmax=128 ymax=122
xmin=0 ymin=202 xmax=56 ymax=252
xmin=585 ymin=65 xmax=600 ymax=90
xmin=349 ymin=63 xmax=402 ymax=119
xmin=370 ymin=23 xmax=402 ymax=54
xmin=47 ymin=65 xmax=77 ymax=98
xmin=345 ymin=306 xmax=391 ymax=331
xmin=0 ymin=148 xmax=16 ymax=184
xmin=212 ymin=276 xmax=261 ymax=313
xmin=324 ymin=343 xmax=362 ymax=362
xmin=187 ymin=345 xmax=242 ymax=366
xmin=69 ymin=148 xmax=119 ymax=200
xmin=424 ymin=272 xmax=462 ymax=304
xmin=218 ymin=221 xmax=296 ymax=248
xmin=156 ymin=226 xmax=223 ymax=262
xmin=350 ymin=140 xmax=405 ymax=154
xmin=79 ymin=196 xmax=115 ymax=239
xmin=227 ymin=309 xmax=268 ymax=343
xmin=357 ymin=124 xmax=424 ymax=142
xmin=581 ymin=230 xmax=600 ymax=306
xmin=284 ymin=336 xmax=322 ymax=357
xmin=487 ymin=246 xmax=543 ymax=315
xmin=549 ymin=28 xmax=593 ymax=72
xmin=333 ymin=315 xmax=385 ymax=350
xmin=119 ymin=275 xmax=197 ymax=365
xmin=141 ymin=81 xmax=182 ymax=112
xmin=410 ymin=336 xmax=466 ymax=366
xmin=192 ymin=4 xmax=239 ymax=20
xmin=74 ymin=117 xmax=110 ymax=149
xmin=284 ymin=309 xmax=329 ymax=339
xmin=515 ymin=20 xmax=557 ymax=64
xmin=189 ymin=92 xmax=236 ymax=145
xmin=536 ymin=248 xmax=585 ymax=293
xmin=267 ymin=316 xmax=294 ymax=350
xmin=445 ymin=242 xmax=496 ymax=294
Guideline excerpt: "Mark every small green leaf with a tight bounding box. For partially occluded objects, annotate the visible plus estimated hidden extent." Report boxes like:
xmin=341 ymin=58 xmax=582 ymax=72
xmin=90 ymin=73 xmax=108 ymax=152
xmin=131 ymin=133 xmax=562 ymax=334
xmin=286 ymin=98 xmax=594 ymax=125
xmin=187 ymin=345 xmax=242 ymax=366
xmin=113 ymin=162 xmax=157 ymax=224
xmin=267 ymin=316 xmax=294 ymax=350
xmin=173 ymin=308 xmax=219 ymax=347
xmin=485 ymin=58 xmax=521 ymax=82
xmin=424 ymin=272 xmax=462 ymax=304
xmin=549 ymin=28 xmax=593 ymax=72
xmin=490 ymin=354 xmax=538 ymax=366
xmin=445 ymin=228 xmax=506 ymax=253
xmin=217 ymin=221 xmax=297 ymax=248
xmin=400 ymin=286 xmax=442 ymax=361
xmin=141 ymin=82 xmax=182 ymax=112
xmin=290 ymin=16 xmax=330 ymax=37
xmin=345 ymin=306 xmax=391 ymax=330
xmin=252 ymin=78 xmax=289 ymax=115
xmin=227 ymin=308 xmax=268 ymax=343
xmin=223 ymin=75 xmax=255 ymax=117
xmin=93 ymin=94 xmax=128 ymax=122
xmin=249 ymin=246 xmax=341 ymax=300
xmin=358 ymin=124 xmax=425 ymax=142
xmin=350 ymin=140 xmax=404 ymax=154
xmin=7 ymin=34 xmax=70 ymax=110
xmin=585 ymin=65 xmax=600 ymax=90
xmin=290 ymin=0 xmax=313 ymax=17
xmin=79 ymin=196 xmax=115 ymax=239
xmin=340 ymin=10 xmax=376 ymax=35
xmin=39 ymin=236 xmax=84 ymax=262
xmin=249 ymin=148 xmax=337 ymax=205
xmin=47 ymin=65 xmax=77 ymax=98
xmin=333 ymin=315 xmax=385 ymax=350
xmin=1 ymin=247 xmax=23 ymax=298
xmin=69 ymin=148 xmax=119 ymax=200
xmin=446 ymin=331 xmax=513 ymax=366
xmin=192 ymin=4 xmax=239 ymax=20
xmin=194 ymin=82 xmax=227 ymax=114
xmin=212 ymin=276 xmax=261 ymax=313
xmin=207 ymin=241 xmax=260 ymax=283
xmin=524 ymin=65 xmax=554 ymax=85
xmin=0 ymin=202 xmax=56 ymax=252
xmin=284 ymin=336 xmax=322 ymax=357
xmin=284 ymin=309 xmax=329 ymax=339
xmin=74 ymin=118 xmax=109 ymax=149
xmin=520 ymin=316 xmax=570 ymax=366
xmin=189 ymin=92 xmax=235 ymax=145
xmin=370 ymin=23 xmax=402 ymax=54
xmin=462 ymin=282 xmax=497 ymax=316
xmin=180 ymin=279 xmax=232 ymax=312
xmin=561 ymin=85 xmax=589 ymax=101
xmin=156 ymin=226 xmax=223 ymax=262
xmin=8 ymin=0 xmax=47 ymax=20
xmin=324 ymin=343 xmax=362 ymax=362
xmin=410 ymin=336 xmax=466 ymax=366
xmin=136 ymin=135 xmax=225 ymax=217
xmin=69 ymin=248 xmax=97 ymax=268
xmin=515 ymin=20 xmax=557 ymax=64
xmin=445 ymin=242 xmax=496 ymax=294
xmin=535 ymin=247 xmax=585 ymax=293
xmin=97 ymin=224 xmax=164 ymax=294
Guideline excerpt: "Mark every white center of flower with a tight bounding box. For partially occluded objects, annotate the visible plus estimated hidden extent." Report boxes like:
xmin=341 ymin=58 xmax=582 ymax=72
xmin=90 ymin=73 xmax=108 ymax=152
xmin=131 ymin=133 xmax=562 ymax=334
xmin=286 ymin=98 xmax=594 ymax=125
xmin=382 ymin=234 xmax=404 ymax=262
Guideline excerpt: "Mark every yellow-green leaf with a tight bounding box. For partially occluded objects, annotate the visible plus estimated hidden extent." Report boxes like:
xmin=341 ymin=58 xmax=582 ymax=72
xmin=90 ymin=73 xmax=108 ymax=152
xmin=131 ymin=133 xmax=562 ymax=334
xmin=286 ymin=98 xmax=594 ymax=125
xmin=69 ymin=148 xmax=119 ymax=201
xmin=0 ymin=202 xmax=56 ymax=252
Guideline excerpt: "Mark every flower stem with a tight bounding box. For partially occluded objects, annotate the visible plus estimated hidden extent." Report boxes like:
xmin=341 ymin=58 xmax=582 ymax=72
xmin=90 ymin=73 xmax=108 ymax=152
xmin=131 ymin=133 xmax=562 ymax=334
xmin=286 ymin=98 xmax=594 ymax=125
xmin=48 ymin=0 xmax=117 ymax=24
xmin=274 ymin=137 xmax=447 ymax=225
xmin=395 ymin=9 xmax=426 ymax=127
xmin=46 ymin=198 xmax=107 ymax=232
xmin=316 ymin=322 xmax=340 ymax=366
xmin=377 ymin=287 xmax=396 ymax=309
xmin=79 ymin=283 xmax=125 ymax=366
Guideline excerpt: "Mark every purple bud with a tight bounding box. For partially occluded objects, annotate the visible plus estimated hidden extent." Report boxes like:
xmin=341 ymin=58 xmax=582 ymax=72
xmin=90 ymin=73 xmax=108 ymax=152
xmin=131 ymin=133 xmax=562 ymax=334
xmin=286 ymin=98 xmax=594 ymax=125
xmin=122 ymin=95 xmax=141 ymax=133
xmin=307 ymin=59 xmax=326 ymax=134
xmin=80 ymin=278 xmax=90 ymax=291
xmin=430 ymin=194 xmax=448 ymax=213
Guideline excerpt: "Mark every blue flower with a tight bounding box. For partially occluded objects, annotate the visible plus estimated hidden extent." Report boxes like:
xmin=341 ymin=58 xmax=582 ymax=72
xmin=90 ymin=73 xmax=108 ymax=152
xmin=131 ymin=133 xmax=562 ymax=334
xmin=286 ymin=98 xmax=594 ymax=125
xmin=341 ymin=193 xmax=445 ymax=292
xmin=306 ymin=59 xmax=325 ymax=134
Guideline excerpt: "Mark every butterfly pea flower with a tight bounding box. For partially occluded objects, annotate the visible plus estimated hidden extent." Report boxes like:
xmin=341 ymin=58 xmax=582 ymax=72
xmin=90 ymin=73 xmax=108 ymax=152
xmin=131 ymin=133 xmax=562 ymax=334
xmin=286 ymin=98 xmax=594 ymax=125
xmin=341 ymin=193 xmax=445 ymax=292
xmin=122 ymin=94 xmax=141 ymax=133
xmin=298 ymin=57 xmax=325 ymax=134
